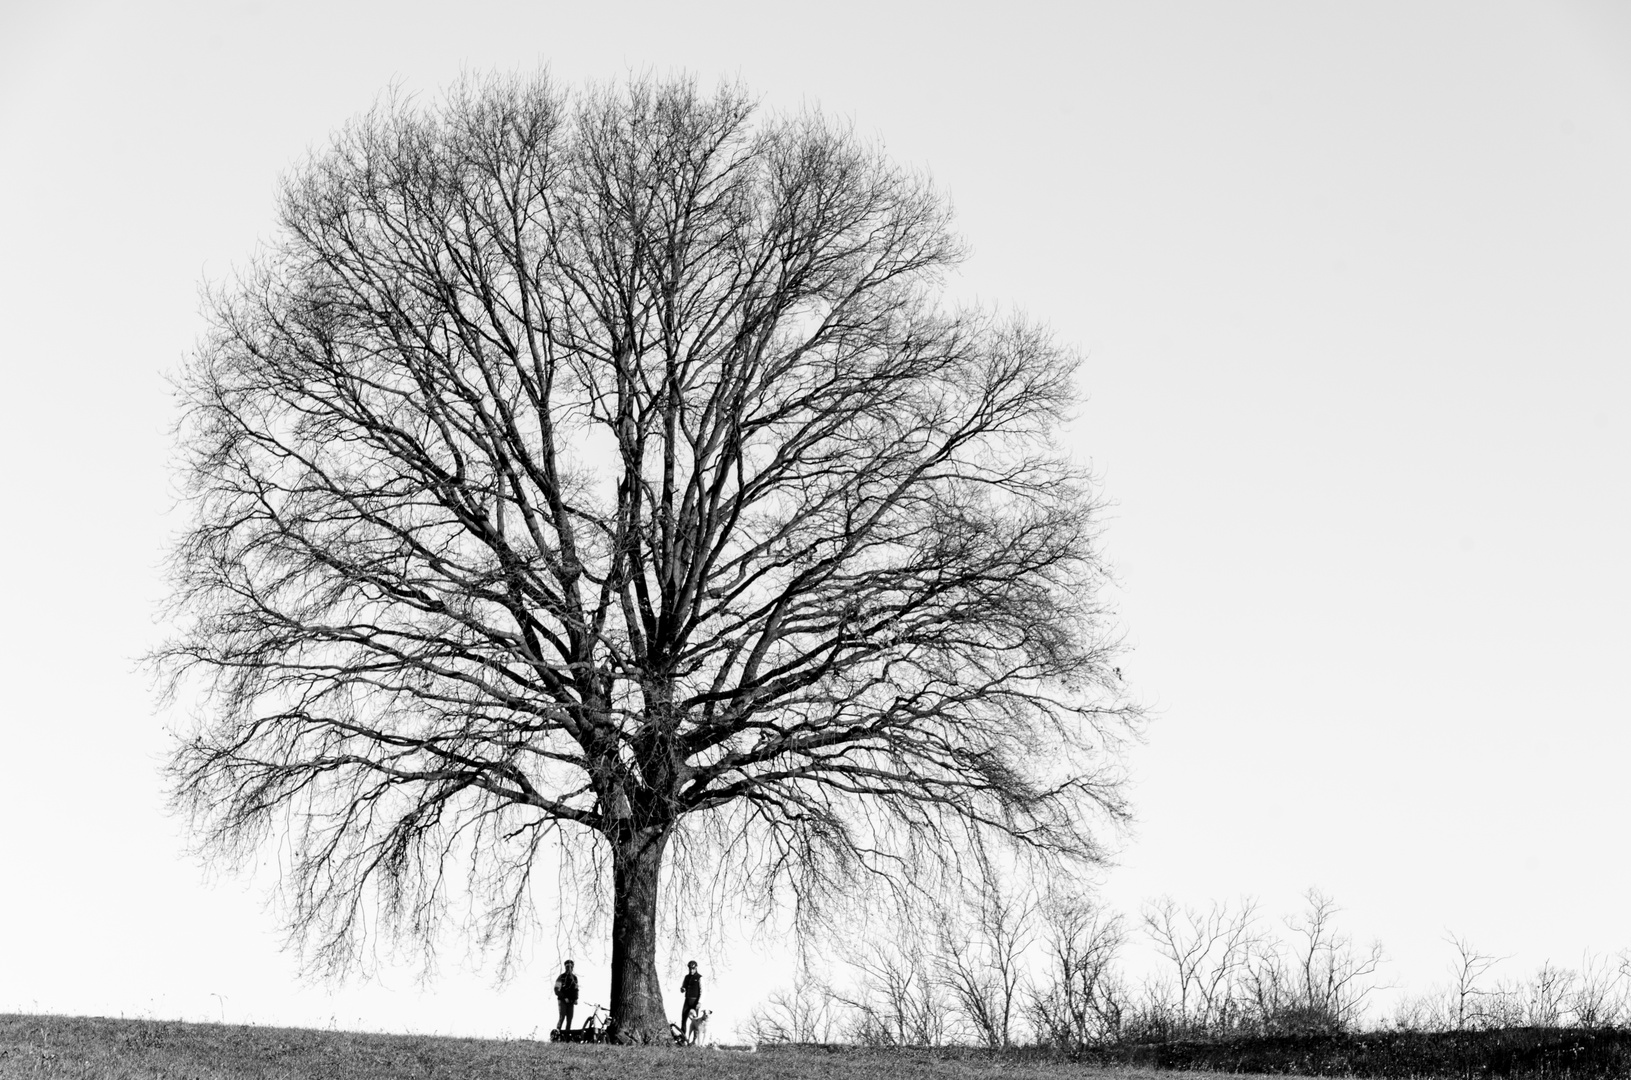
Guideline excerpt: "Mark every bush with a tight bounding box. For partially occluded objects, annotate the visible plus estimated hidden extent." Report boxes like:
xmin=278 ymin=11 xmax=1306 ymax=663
xmin=1075 ymin=1027 xmax=1631 ymax=1078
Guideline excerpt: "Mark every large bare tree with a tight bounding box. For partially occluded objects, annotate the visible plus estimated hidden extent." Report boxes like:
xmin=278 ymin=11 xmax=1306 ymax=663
xmin=158 ymin=72 xmax=1135 ymax=1041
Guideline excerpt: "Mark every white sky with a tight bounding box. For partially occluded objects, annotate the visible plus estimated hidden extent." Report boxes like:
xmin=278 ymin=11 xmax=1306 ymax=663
xmin=1 ymin=0 xmax=1627 ymax=1042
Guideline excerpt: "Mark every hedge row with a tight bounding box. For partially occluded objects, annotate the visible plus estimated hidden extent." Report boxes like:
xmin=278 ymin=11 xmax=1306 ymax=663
xmin=1078 ymin=1027 xmax=1631 ymax=1077
xmin=763 ymin=1029 xmax=1631 ymax=1077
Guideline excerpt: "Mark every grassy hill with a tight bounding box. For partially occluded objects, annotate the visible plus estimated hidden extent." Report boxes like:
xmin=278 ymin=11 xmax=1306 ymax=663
xmin=16 ymin=1013 xmax=1627 ymax=1079
xmin=0 ymin=1014 xmax=1237 ymax=1080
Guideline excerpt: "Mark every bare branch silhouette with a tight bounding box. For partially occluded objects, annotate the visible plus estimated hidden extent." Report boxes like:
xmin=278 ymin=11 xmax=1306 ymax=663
xmin=156 ymin=72 xmax=1137 ymax=1041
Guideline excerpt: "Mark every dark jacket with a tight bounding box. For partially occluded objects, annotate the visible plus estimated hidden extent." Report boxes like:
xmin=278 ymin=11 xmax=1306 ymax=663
xmin=554 ymin=972 xmax=579 ymax=1003
xmin=681 ymin=971 xmax=702 ymax=1002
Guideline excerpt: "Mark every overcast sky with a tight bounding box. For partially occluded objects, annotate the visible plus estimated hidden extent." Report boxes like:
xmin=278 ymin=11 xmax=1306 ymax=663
xmin=2 ymin=0 xmax=1627 ymax=1041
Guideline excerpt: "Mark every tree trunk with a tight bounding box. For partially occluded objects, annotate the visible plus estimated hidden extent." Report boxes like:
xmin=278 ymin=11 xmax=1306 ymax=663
xmin=609 ymin=825 xmax=670 ymax=1042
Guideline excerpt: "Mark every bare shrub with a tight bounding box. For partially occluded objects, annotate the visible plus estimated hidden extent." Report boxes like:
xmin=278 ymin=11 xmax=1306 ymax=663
xmin=1141 ymin=895 xmax=1261 ymax=1036
xmin=1026 ymin=891 xmax=1129 ymax=1048
xmin=1526 ymin=962 xmax=1576 ymax=1028
xmin=1233 ymin=891 xmax=1384 ymax=1034
xmin=1387 ymin=987 xmax=1454 ymax=1033
xmin=1273 ymin=889 xmax=1385 ymax=1033
xmin=834 ymin=937 xmax=956 ymax=1047
xmin=1571 ymin=950 xmax=1629 ymax=1030
xmin=935 ymin=861 xmax=1037 ymax=1048
xmin=1522 ymin=961 xmax=1576 ymax=1028
xmin=1482 ymin=980 xmax=1528 ymax=1030
xmin=746 ymin=976 xmax=840 ymax=1044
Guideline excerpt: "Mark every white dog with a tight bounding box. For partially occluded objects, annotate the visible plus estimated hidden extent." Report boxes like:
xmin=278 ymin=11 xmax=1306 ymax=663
xmin=685 ymin=1008 xmax=712 ymax=1046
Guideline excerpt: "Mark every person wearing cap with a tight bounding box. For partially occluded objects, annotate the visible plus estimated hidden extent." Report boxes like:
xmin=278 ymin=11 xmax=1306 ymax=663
xmin=553 ymin=960 xmax=579 ymax=1034
xmin=679 ymin=960 xmax=703 ymax=1040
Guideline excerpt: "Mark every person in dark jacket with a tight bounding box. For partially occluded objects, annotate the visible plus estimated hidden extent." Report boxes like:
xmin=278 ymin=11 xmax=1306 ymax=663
xmin=679 ymin=960 xmax=702 ymax=1040
xmin=553 ymin=960 xmax=579 ymax=1033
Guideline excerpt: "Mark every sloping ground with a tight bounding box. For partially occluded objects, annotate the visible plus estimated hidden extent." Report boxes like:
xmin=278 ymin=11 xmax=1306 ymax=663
xmin=16 ymin=1014 xmax=1619 ymax=1080
xmin=0 ymin=1014 xmax=1227 ymax=1080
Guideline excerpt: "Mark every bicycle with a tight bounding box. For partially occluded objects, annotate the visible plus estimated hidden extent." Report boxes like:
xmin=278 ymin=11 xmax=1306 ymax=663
xmin=549 ymin=1003 xmax=607 ymax=1043
xmin=581 ymin=1004 xmax=616 ymax=1043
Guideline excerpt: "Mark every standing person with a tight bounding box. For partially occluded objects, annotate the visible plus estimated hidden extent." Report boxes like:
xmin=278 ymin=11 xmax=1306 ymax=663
xmin=679 ymin=960 xmax=703 ymax=1042
xmin=553 ymin=960 xmax=579 ymax=1034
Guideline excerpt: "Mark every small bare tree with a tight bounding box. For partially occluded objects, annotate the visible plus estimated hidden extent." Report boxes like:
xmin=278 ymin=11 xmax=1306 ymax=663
xmin=1279 ymin=889 xmax=1385 ymax=1032
xmin=1481 ymin=980 xmax=1528 ymax=1029
xmin=746 ymin=975 xmax=840 ymax=1044
xmin=935 ymin=857 xmax=1037 ymax=1048
xmin=1027 ymin=892 xmax=1128 ymax=1048
xmin=1446 ymin=934 xmax=1507 ymax=1031
xmin=835 ymin=936 xmax=955 ymax=1047
xmin=1142 ymin=896 xmax=1261 ymax=1035
xmin=1523 ymin=961 xmax=1575 ymax=1028
xmin=1570 ymin=950 xmax=1629 ymax=1029
xmin=1242 ymin=943 xmax=1294 ymax=1032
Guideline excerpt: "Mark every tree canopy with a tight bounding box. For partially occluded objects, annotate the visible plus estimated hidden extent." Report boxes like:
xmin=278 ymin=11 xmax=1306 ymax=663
xmin=158 ymin=72 xmax=1137 ymax=1040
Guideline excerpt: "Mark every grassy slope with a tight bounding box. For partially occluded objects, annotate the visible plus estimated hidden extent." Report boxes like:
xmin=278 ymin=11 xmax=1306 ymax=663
xmin=0 ymin=1014 xmax=1290 ymax=1080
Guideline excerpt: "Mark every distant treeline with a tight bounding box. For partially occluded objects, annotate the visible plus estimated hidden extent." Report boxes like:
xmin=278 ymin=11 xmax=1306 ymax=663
xmin=748 ymin=877 xmax=1631 ymax=1066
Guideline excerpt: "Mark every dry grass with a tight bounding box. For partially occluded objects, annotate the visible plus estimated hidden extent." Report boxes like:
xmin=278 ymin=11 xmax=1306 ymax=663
xmin=0 ymin=1014 xmax=1301 ymax=1080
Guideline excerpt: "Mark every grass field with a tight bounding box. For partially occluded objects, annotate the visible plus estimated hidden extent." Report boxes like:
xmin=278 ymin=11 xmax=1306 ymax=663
xmin=0 ymin=1014 xmax=1290 ymax=1080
